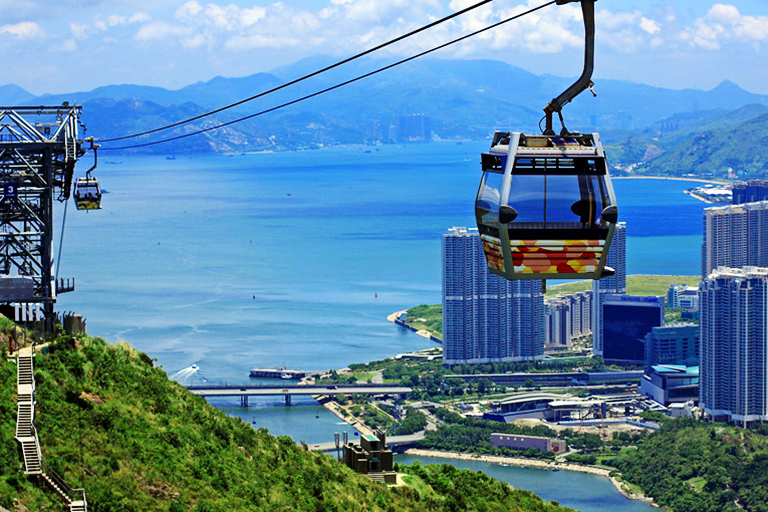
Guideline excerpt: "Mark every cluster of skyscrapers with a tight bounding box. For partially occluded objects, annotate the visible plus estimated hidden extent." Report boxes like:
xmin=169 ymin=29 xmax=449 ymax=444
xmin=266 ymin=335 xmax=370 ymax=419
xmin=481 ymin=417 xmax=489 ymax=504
xmin=699 ymin=200 xmax=768 ymax=425
xmin=442 ymin=227 xmax=544 ymax=365
xmin=442 ymin=195 xmax=768 ymax=426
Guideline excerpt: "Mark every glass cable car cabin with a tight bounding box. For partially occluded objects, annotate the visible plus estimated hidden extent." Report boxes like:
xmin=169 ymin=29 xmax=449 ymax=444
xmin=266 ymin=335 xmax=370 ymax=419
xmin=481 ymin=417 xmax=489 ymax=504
xmin=73 ymin=176 xmax=102 ymax=210
xmin=475 ymin=131 xmax=618 ymax=280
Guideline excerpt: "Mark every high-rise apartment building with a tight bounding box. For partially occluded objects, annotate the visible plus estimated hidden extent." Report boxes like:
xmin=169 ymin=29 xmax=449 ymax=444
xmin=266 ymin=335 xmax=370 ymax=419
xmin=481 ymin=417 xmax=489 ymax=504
xmin=545 ymin=298 xmax=571 ymax=348
xmin=592 ymin=222 xmax=627 ymax=356
xmin=702 ymin=201 xmax=768 ymax=279
xmin=732 ymin=180 xmax=768 ymax=205
xmin=700 ymin=267 xmax=768 ymax=425
xmin=442 ymin=227 xmax=545 ymax=365
xmin=545 ymin=290 xmax=592 ymax=348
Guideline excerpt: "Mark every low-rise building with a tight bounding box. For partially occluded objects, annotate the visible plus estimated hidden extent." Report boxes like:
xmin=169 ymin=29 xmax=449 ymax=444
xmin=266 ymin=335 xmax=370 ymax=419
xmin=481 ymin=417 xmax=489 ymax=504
xmin=639 ymin=365 xmax=699 ymax=406
xmin=490 ymin=433 xmax=566 ymax=453
xmin=343 ymin=430 xmax=396 ymax=483
xmin=667 ymin=284 xmax=699 ymax=310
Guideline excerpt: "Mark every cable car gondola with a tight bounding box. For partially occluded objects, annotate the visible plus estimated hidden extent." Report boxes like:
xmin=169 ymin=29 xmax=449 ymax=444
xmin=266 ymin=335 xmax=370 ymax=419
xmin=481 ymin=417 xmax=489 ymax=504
xmin=475 ymin=0 xmax=617 ymax=281
xmin=476 ymin=131 xmax=617 ymax=280
xmin=73 ymin=176 xmax=102 ymax=210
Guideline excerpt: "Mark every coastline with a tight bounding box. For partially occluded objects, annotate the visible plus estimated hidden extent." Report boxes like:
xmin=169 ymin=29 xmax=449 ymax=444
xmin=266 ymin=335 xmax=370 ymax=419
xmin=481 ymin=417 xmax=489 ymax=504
xmin=403 ymin=448 xmax=657 ymax=506
xmin=613 ymin=175 xmax=727 ymax=185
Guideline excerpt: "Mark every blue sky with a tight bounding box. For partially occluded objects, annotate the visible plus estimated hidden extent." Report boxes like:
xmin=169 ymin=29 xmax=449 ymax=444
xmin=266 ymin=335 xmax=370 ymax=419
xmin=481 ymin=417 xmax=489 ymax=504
xmin=0 ymin=0 xmax=766 ymax=95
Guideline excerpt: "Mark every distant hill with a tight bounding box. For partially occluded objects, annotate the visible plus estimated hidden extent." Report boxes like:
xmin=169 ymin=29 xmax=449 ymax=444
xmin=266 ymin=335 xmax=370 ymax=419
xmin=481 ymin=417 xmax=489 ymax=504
xmin=0 ymin=335 xmax=575 ymax=511
xmin=3 ymin=57 xmax=768 ymax=158
xmin=635 ymin=111 xmax=768 ymax=179
xmin=0 ymin=84 xmax=36 ymax=105
xmin=606 ymin=104 xmax=768 ymax=179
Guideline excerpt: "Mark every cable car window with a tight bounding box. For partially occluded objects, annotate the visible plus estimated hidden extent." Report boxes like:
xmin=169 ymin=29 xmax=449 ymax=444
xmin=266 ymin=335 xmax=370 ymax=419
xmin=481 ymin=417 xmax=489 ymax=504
xmin=476 ymin=170 xmax=502 ymax=226
xmin=508 ymin=174 xmax=544 ymax=224
xmin=545 ymin=174 xmax=584 ymax=225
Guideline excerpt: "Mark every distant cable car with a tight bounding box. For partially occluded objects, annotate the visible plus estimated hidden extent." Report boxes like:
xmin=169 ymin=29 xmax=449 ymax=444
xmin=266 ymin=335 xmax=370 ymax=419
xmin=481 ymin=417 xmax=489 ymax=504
xmin=73 ymin=176 xmax=102 ymax=210
xmin=475 ymin=131 xmax=617 ymax=280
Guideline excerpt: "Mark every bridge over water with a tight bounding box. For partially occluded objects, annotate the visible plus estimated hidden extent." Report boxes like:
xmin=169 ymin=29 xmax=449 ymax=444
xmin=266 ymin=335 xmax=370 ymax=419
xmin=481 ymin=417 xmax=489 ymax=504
xmin=186 ymin=384 xmax=413 ymax=406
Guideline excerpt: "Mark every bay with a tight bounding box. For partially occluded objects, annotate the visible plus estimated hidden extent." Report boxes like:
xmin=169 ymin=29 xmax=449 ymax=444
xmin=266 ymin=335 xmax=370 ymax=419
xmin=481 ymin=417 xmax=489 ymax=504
xmin=53 ymin=142 xmax=705 ymax=510
xmin=395 ymin=454 xmax=657 ymax=512
xmin=56 ymin=141 xmax=710 ymax=380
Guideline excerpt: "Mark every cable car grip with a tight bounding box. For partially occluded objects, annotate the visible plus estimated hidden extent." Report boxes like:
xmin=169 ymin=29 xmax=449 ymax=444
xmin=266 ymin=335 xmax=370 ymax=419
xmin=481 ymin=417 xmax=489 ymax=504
xmin=543 ymin=0 xmax=596 ymax=136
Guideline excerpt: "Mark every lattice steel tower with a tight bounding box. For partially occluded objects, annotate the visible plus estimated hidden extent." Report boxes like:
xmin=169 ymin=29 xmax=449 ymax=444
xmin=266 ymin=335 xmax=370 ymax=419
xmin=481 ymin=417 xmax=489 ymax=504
xmin=0 ymin=104 xmax=90 ymax=323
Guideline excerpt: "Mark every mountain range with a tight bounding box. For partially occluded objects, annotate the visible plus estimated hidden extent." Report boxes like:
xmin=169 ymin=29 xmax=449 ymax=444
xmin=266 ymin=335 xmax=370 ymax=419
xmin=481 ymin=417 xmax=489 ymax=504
xmin=2 ymin=56 xmax=768 ymax=178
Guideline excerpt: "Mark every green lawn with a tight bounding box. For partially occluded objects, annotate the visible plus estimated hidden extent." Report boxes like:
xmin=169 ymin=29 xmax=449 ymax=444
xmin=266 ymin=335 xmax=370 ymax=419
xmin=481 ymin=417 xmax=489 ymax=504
xmin=546 ymin=274 xmax=699 ymax=298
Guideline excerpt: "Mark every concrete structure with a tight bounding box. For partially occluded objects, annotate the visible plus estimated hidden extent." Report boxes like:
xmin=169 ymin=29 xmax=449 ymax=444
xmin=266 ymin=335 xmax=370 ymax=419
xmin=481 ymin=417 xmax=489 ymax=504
xmin=442 ymin=227 xmax=544 ymax=365
xmin=732 ymin=180 xmax=768 ymax=205
xmin=602 ymin=294 xmax=664 ymax=365
xmin=343 ymin=430 xmax=396 ymax=483
xmin=545 ymin=291 xmax=593 ymax=348
xmin=644 ymin=324 xmax=699 ymax=372
xmin=396 ymin=114 xmax=432 ymax=142
xmin=491 ymin=433 xmax=566 ymax=453
xmin=639 ymin=365 xmax=699 ymax=406
xmin=545 ymin=298 xmax=571 ymax=348
xmin=667 ymin=284 xmax=699 ymax=310
xmin=567 ymin=291 xmax=593 ymax=341
xmin=700 ymin=267 xmax=768 ymax=425
xmin=702 ymin=201 xmax=768 ymax=279
xmin=187 ymin=384 xmax=411 ymax=407
xmin=593 ymin=222 xmax=627 ymax=356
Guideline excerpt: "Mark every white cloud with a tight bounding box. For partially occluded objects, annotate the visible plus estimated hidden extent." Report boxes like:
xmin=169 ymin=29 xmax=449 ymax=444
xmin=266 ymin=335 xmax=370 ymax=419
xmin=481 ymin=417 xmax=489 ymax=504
xmin=685 ymin=3 xmax=768 ymax=49
xmin=129 ymin=12 xmax=150 ymax=24
xmin=60 ymin=38 xmax=77 ymax=51
xmin=175 ymin=1 xmax=203 ymax=22
xmin=639 ymin=17 xmax=659 ymax=35
xmin=0 ymin=21 xmax=45 ymax=39
xmin=135 ymin=21 xmax=193 ymax=41
xmin=69 ymin=10 xmax=151 ymax=39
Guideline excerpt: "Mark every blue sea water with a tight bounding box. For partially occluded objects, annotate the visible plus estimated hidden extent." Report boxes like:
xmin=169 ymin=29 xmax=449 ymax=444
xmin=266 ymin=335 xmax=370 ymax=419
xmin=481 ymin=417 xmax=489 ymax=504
xmin=57 ymin=141 xmax=709 ymax=379
xmin=395 ymin=454 xmax=657 ymax=512
xmin=53 ymin=142 xmax=706 ymax=510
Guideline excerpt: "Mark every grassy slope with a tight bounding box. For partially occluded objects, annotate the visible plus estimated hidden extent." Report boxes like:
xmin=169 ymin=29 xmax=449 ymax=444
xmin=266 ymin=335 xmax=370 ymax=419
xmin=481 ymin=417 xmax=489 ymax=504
xmin=0 ymin=336 xmax=574 ymax=512
xmin=407 ymin=275 xmax=699 ymax=336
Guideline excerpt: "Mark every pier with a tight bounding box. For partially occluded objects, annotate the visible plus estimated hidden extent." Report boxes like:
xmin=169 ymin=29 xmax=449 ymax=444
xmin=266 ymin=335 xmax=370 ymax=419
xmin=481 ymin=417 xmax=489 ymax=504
xmin=186 ymin=384 xmax=412 ymax=406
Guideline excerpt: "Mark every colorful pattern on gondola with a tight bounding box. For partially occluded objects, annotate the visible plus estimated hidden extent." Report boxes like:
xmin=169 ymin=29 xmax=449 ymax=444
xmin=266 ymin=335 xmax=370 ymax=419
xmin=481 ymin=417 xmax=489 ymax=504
xmin=480 ymin=235 xmax=505 ymax=272
xmin=75 ymin=199 xmax=101 ymax=210
xmin=510 ymin=239 xmax=604 ymax=274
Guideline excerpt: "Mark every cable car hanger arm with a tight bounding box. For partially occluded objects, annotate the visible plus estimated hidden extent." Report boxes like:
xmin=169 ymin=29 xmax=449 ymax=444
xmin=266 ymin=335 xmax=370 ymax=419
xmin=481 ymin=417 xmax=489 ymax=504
xmin=543 ymin=0 xmax=596 ymax=136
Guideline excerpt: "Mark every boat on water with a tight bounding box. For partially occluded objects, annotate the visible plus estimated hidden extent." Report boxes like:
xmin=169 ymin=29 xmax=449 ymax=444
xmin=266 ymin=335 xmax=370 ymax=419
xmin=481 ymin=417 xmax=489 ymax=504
xmin=250 ymin=366 xmax=306 ymax=380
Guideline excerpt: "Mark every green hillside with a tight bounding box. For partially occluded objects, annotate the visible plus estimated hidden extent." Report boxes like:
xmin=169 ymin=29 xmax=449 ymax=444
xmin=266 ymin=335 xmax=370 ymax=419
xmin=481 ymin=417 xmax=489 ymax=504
xmin=610 ymin=106 xmax=768 ymax=179
xmin=1 ymin=335 xmax=574 ymax=512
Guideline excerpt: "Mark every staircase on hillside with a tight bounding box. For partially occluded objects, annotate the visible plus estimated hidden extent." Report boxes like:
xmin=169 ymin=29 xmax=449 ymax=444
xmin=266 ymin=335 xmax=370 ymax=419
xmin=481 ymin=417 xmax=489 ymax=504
xmin=14 ymin=351 xmax=88 ymax=512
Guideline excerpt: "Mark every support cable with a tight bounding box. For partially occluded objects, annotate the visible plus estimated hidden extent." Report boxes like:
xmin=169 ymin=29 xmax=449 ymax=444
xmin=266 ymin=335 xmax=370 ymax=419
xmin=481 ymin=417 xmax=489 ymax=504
xmin=55 ymin=198 xmax=68 ymax=283
xmin=102 ymin=0 xmax=556 ymax=151
xmin=98 ymin=0 xmax=499 ymax=144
